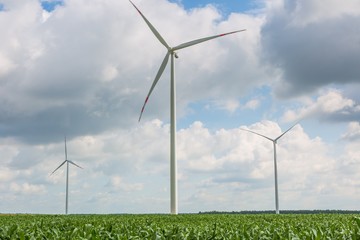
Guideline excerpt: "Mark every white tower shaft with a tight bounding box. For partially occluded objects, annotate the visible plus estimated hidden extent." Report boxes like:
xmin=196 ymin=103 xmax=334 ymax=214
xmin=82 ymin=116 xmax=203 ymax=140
xmin=170 ymin=52 xmax=177 ymax=214
xmin=273 ymin=142 xmax=279 ymax=214
xmin=65 ymin=161 xmax=69 ymax=214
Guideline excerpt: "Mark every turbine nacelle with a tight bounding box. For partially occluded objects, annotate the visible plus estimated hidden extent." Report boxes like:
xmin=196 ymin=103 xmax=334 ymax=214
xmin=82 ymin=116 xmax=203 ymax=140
xmin=168 ymin=49 xmax=179 ymax=58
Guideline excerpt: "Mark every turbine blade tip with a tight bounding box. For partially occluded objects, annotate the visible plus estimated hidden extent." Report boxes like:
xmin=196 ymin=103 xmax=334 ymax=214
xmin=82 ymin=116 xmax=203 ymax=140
xmin=138 ymin=111 xmax=144 ymax=122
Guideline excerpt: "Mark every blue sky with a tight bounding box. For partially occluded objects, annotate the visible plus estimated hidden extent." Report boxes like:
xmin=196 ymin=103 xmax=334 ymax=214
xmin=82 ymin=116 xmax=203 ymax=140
xmin=40 ymin=0 xmax=63 ymax=11
xmin=0 ymin=0 xmax=360 ymax=214
xmin=170 ymin=0 xmax=257 ymax=15
xmin=40 ymin=0 xmax=256 ymax=14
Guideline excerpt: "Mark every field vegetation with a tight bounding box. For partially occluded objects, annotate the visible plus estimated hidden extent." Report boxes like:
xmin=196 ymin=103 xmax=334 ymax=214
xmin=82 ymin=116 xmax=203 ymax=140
xmin=1 ymin=213 xmax=360 ymax=239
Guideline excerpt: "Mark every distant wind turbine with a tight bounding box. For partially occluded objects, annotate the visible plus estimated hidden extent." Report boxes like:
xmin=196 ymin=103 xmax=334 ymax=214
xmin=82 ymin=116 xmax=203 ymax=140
xmin=51 ymin=136 xmax=83 ymax=214
xmin=240 ymin=123 xmax=298 ymax=214
xmin=130 ymin=0 xmax=245 ymax=215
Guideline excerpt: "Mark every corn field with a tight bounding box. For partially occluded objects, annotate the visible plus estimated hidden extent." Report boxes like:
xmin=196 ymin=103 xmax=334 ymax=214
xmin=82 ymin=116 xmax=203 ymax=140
xmin=1 ymin=214 xmax=360 ymax=239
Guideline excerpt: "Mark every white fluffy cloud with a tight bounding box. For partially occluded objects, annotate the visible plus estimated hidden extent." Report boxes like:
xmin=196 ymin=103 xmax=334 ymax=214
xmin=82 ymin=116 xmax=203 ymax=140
xmin=109 ymin=176 xmax=143 ymax=192
xmin=342 ymin=122 xmax=360 ymax=141
xmin=205 ymin=97 xmax=261 ymax=114
xmin=1 ymin=119 xmax=360 ymax=213
xmin=10 ymin=182 xmax=46 ymax=195
xmin=282 ymin=89 xmax=360 ymax=122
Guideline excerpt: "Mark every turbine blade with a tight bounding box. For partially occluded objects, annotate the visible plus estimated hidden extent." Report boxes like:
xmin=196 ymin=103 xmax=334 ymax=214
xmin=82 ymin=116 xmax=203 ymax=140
xmin=68 ymin=160 xmax=83 ymax=169
xmin=240 ymin=128 xmax=274 ymax=142
xmin=50 ymin=160 xmax=67 ymax=175
xmin=129 ymin=0 xmax=170 ymax=50
xmin=139 ymin=52 xmax=170 ymax=122
xmin=173 ymin=29 xmax=246 ymax=51
xmin=64 ymin=135 xmax=67 ymax=160
xmin=275 ymin=122 xmax=298 ymax=141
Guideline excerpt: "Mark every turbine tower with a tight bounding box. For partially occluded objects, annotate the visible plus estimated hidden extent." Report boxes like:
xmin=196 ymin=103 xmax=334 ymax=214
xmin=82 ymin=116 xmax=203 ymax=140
xmin=130 ymin=0 xmax=245 ymax=214
xmin=240 ymin=123 xmax=297 ymax=214
xmin=51 ymin=136 xmax=83 ymax=214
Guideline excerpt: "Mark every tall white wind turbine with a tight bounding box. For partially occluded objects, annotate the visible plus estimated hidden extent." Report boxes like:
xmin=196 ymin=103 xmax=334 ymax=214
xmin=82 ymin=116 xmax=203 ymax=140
xmin=240 ymin=123 xmax=298 ymax=214
xmin=130 ymin=0 xmax=245 ymax=214
xmin=51 ymin=136 xmax=83 ymax=214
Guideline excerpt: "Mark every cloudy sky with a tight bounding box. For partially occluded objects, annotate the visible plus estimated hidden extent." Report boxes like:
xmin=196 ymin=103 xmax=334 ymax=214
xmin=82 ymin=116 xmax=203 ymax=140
xmin=0 ymin=0 xmax=360 ymax=214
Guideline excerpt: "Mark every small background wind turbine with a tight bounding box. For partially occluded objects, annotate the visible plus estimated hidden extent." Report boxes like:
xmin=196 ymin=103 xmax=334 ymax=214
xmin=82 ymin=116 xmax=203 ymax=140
xmin=50 ymin=136 xmax=83 ymax=214
xmin=240 ymin=123 xmax=298 ymax=214
xmin=130 ymin=0 xmax=245 ymax=214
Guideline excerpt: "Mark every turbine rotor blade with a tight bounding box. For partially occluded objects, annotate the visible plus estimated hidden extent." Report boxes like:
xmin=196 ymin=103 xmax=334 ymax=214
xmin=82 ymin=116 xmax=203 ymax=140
xmin=50 ymin=160 xmax=67 ymax=175
xmin=275 ymin=122 xmax=298 ymax=141
xmin=64 ymin=135 xmax=68 ymax=160
xmin=240 ymin=128 xmax=274 ymax=142
xmin=129 ymin=0 xmax=170 ymax=50
xmin=68 ymin=160 xmax=83 ymax=169
xmin=139 ymin=51 xmax=171 ymax=122
xmin=173 ymin=29 xmax=246 ymax=51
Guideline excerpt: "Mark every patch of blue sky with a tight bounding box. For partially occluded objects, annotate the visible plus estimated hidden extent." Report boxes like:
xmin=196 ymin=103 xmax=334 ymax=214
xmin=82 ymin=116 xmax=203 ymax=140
xmin=301 ymin=118 xmax=348 ymax=146
xmin=178 ymin=86 xmax=273 ymax=130
xmin=178 ymin=83 xmax=347 ymax=144
xmin=169 ymin=0 xmax=257 ymax=17
xmin=0 ymin=3 xmax=4 ymax=11
xmin=40 ymin=0 xmax=63 ymax=12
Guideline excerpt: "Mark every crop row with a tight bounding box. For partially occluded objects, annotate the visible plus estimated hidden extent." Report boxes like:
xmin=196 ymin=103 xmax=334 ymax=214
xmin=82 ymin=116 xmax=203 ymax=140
xmin=1 ymin=214 xmax=360 ymax=239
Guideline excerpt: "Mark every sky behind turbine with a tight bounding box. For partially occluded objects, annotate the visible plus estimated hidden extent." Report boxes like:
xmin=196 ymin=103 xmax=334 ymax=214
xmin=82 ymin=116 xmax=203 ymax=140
xmin=0 ymin=0 xmax=360 ymax=214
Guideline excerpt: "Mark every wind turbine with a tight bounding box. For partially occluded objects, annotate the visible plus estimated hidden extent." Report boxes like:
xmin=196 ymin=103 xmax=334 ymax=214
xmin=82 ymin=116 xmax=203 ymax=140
xmin=130 ymin=0 xmax=245 ymax=214
xmin=240 ymin=123 xmax=298 ymax=214
xmin=51 ymin=136 xmax=83 ymax=214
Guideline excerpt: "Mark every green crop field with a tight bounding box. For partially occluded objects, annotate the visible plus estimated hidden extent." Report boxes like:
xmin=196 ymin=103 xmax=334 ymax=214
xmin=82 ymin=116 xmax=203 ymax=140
xmin=1 ymin=214 xmax=360 ymax=239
